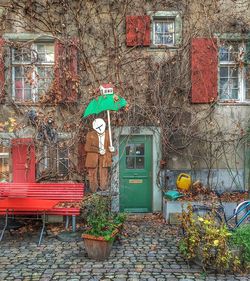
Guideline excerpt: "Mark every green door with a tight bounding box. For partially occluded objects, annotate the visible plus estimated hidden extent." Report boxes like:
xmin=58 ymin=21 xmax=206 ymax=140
xmin=119 ymin=135 xmax=152 ymax=212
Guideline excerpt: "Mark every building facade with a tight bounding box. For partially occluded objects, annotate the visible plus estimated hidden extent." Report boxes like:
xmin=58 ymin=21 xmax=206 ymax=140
xmin=0 ymin=0 xmax=249 ymax=212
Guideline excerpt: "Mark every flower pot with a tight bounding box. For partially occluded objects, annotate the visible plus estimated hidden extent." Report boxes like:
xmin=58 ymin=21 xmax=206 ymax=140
xmin=82 ymin=230 xmax=118 ymax=261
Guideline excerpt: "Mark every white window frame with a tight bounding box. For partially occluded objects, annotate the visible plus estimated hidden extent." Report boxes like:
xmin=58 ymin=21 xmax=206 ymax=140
xmin=219 ymin=42 xmax=250 ymax=103
xmin=153 ymin=19 xmax=175 ymax=46
xmin=11 ymin=42 xmax=54 ymax=102
xmin=148 ymin=11 xmax=182 ymax=48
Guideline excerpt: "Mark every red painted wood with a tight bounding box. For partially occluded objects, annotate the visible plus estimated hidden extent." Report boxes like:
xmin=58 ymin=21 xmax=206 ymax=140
xmin=0 ymin=198 xmax=60 ymax=210
xmin=0 ymin=37 xmax=5 ymax=103
xmin=0 ymin=182 xmax=84 ymax=216
xmin=11 ymin=138 xmax=36 ymax=183
xmin=126 ymin=16 xmax=151 ymax=46
xmin=54 ymin=39 xmax=78 ymax=102
xmin=191 ymin=38 xmax=218 ymax=103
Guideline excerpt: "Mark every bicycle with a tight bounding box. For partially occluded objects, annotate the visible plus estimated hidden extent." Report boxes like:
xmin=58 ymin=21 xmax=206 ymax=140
xmin=191 ymin=191 xmax=250 ymax=230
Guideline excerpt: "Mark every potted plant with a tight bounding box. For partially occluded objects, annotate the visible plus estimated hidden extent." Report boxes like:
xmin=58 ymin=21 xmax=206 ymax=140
xmin=81 ymin=194 xmax=126 ymax=261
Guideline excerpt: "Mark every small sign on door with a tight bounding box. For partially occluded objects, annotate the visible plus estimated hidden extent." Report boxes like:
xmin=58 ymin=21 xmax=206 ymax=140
xmin=129 ymin=179 xmax=143 ymax=184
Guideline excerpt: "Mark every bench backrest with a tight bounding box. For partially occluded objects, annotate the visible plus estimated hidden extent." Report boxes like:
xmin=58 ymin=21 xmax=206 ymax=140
xmin=0 ymin=182 xmax=84 ymax=201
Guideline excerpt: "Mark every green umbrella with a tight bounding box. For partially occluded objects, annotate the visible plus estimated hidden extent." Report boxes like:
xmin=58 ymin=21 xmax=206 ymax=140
xmin=83 ymin=94 xmax=127 ymax=118
xmin=83 ymin=93 xmax=127 ymax=150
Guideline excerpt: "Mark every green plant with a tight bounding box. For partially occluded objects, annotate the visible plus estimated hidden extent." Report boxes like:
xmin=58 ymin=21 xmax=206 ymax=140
xmin=179 ymin=205 xmax=241 ymax=272
xmin=81 ymin=194 xmax=126 ymax=241
xmin=231 ymin=224 xmax=250 ymax=270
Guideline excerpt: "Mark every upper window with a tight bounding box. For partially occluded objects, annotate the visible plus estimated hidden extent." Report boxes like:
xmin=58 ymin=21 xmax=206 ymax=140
xmin=219 ymin=41 xmax=250 ymax=102
xmin=11 ymin=43 xmax=54 ymax=102
xmin=0 ymin=145 xmax=9 ymax=182
xmin=153 ymin=20 xmax=175 ymax=46
xmin=150 ymin=11 xmax=182 ymax=47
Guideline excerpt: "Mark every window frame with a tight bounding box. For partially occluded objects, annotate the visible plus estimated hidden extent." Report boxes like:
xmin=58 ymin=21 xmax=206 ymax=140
xmin=11 ymin=42 xmax=54 ymax=103
xmin=218 ymin=41 xmax=250 ymax=103
xmin=148 ymin=11 xmax=182 ymax=48
xmin=39 ymin=137 xmax=71 ymax=180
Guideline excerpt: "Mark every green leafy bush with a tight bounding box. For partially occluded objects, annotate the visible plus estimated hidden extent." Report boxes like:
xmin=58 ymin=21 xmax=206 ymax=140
xmin=81 ymin=194 xmax=126 ymax=241
xmin=231 ymin=224 xmax=250 ymax=270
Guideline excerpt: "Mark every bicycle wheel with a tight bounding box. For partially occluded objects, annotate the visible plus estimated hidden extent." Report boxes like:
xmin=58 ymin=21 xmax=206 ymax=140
xmin=235 ymin=200 xmax=250 ymax=227
xmin=192 ymin=206 xmax=223 ymax=226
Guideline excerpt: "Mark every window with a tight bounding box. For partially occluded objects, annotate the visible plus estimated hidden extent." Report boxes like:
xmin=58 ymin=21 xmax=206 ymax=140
xmin=0 ymin=145 xmax=9 ymax=182
xmin=150 ymin=11 xmax=182 ymax=47
xmin=12 ymin=43 xmax=54 ymax=102
xmin=125 ymin=143 xmax=145 ymax=169
xmin=219 ymin=41 xmax=250 ymax=102
xmin=38 ymin=141 xmax=70 ymax=179
xmin=153 ymin=20 xmax=175 ymax=46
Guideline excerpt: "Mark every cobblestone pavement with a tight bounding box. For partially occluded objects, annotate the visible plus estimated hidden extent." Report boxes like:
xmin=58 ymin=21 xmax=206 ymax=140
xmin=0 ymin=215 xmax=249 ymax=281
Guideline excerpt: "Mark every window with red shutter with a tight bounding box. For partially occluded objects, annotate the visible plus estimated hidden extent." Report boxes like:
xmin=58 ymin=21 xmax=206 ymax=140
xmin=126 ymin=16 xmax=151 ymax=47
xmin=11 ymin=138 xmax=36 ymax=183
xmin=191 ymin=38 xmax=218 ymax=103
xmin=54 ymin=39 xmax=78 ymax=102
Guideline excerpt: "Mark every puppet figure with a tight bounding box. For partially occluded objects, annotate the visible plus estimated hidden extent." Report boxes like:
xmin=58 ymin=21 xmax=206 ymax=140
xmin=85 ymin=118 xmax=112 ymax=192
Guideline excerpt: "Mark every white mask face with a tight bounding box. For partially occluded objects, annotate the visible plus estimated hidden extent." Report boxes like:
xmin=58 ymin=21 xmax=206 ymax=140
xmin=92 ymin=118 xmax=106 ymax=134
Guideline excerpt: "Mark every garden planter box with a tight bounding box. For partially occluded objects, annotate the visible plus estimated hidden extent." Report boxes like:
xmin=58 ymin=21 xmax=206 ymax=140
xmin=163 ymin=198 xmax=237 ymax=224
xmin=82 ymin=230 xmax=118 ymax=261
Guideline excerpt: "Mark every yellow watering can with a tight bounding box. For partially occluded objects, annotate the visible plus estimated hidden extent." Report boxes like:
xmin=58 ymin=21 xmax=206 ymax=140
xmin=176 ymin=173 xmax=192 ymax=192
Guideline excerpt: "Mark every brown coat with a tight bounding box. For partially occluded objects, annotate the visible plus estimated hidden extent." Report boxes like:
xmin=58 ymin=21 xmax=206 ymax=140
xmin=84 ymin=130 xmax=112 ymax=168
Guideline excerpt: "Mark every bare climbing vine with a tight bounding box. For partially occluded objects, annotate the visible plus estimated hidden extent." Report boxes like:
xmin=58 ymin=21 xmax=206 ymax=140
xmin=0 ymin=0 xmax=249 ymax=189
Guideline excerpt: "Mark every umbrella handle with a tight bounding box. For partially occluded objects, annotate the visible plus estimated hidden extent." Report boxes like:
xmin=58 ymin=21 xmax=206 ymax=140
xmin=107 ymin=110 xmax=115 ymax=152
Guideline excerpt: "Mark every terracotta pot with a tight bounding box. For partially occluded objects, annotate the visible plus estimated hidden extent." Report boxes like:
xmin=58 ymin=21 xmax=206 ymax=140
xmin=82 ymin=230 xmax=118 ymax=261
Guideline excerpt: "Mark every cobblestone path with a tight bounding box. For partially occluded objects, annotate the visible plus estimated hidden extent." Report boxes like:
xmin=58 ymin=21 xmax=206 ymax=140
xmin=0 ymin=215 xmax=249 ymax=281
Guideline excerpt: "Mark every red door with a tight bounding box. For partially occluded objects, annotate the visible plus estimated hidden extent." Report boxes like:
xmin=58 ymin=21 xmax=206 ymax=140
xmin=11 ymin=138 xmax=36 ymax=182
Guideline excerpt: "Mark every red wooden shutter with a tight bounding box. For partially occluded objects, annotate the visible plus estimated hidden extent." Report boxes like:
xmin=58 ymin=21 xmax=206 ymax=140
xmin=54 ymin=39 xmax=78 ymax=102
xmin=126 ymin=16 xmax=151 ymax=47
xmin=0 ymin=38 xmax=5 ymax=103
xmin=77 ymin=141 xmax=86 ymax=173
xmin=12 ymin=138 xmax=36 ymax=183
xmin=191 ymin=38 xmax=218 ymax=103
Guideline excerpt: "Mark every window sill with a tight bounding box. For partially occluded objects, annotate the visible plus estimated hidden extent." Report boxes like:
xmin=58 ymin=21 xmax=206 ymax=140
xmin=218 ymin=100 xmax=250 ymax=106
xmin=148 ymin=44 xmax=180 ymax=51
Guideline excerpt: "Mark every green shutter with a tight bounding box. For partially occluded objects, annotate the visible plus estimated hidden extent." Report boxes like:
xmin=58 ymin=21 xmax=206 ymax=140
xmin=245 ymin=39 xmax=250 ymax=64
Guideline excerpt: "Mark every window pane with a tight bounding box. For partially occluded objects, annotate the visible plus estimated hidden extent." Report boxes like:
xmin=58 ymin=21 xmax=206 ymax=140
xmin=37 ymin=43 xmax=54 ymax=63
xmin=219 ymin=47 xmax=229 ymax=61
xmin=220 ymin=67 xmax=228 ymax=77
xmin=135 ymin=144 xmax=144 ymax=155
xmin=229 ymin=67 xmax=238 ymax=78
xmin=14 ymin=67 xmax=23 ymax=78
xmin=126 ymin=144 xmax=135 ymax=156
xmin=136 ymin=157 xmax=144 ymax=169
xmin=0 ymin=146 xmax=9 ymax=182
xmin=24 ymin=88 xmax=32 ymax=100
xmin=126 ymin=157 xmax=135 ymax=169
xmin=58 ymin=148 xmax=69 ymax=176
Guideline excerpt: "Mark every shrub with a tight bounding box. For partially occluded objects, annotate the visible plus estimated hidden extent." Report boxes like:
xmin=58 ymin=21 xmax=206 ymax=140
xmin=179 ymin=205 xmax=241 ymax=272
xmin=231 ymin=224 xmax=250 ymax=271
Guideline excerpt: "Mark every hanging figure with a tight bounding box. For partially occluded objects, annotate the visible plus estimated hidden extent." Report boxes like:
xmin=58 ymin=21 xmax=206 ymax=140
xmin=84 ymin=118 xmax=112 ymax=192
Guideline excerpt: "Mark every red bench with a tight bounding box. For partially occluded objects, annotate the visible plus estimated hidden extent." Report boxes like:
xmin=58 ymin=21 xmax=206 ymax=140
xmin=0 ymin=182 xmax=84 ymax=231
